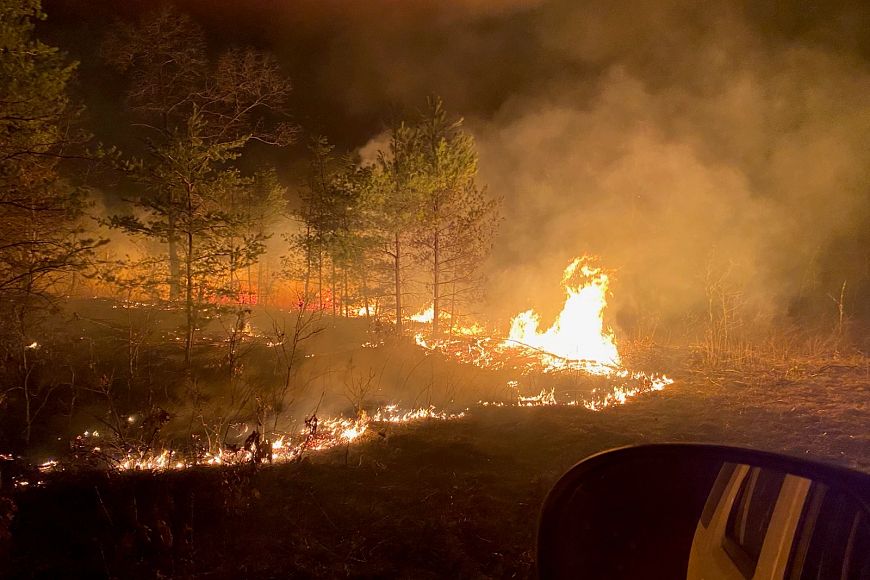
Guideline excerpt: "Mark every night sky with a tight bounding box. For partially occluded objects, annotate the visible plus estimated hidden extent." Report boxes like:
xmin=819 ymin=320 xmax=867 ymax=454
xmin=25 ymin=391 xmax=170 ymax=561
xmin=41 ymin=0 xmax=869 ymax=149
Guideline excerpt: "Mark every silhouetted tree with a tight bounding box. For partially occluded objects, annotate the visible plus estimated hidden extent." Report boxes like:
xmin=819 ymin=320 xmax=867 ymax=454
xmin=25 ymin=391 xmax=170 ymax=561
xmin=104 ymin=6 xmax=295 ymax=365
xmin=0 ymin=0 xmax=105 ymax=445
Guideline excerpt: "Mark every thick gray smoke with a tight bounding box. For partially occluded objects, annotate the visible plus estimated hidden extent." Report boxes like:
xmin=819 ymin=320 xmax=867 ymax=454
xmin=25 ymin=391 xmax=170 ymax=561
xmin=48 ymin=0 xmax=870 ymax=340
xmin=468 ymin=0 xmax=870 ymax=339
xmin=340 ymin=0 xmax=870 ymax=339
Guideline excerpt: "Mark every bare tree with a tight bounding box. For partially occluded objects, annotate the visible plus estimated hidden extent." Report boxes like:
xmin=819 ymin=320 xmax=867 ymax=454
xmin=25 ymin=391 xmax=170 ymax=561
xmin=268 ymin=302 xmax=324 ymax=431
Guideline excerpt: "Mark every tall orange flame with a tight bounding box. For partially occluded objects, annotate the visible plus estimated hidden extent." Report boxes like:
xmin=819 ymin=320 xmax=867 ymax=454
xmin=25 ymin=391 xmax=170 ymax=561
xmin=505 ymin=257 xmax=620 ymax=373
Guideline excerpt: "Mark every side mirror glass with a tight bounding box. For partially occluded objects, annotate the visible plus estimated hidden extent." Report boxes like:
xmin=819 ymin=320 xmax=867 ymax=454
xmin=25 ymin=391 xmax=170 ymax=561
xmin=537 ymin=444 xmax=870 ymax=580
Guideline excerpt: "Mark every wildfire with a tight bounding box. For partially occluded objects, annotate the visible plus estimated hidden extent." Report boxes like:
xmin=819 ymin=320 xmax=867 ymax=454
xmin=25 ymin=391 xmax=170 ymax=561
xmin=505 ymin=258 xmax=619 ymax=374
xmin=410 ymin=304 xmax=434 ymax=323
xmin=414 ymin=257 xmax=624 ymax=375
xmin=25 ymin=405 xmax=468 ymax=480
xmin=13 ymin=256 xmax=673 ymax=485
xmin=413 ymin=255 xmax=673 ymax=406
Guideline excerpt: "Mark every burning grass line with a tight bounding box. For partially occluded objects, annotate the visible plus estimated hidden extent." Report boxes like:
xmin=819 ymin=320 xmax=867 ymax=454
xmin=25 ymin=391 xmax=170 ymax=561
xmin=15 ymin=253 xmax=677 ymax=483
xmin=27 ymin=374 xmax=668 ymax=482
xmin=16 ymin=380 xmax=667 ymax=484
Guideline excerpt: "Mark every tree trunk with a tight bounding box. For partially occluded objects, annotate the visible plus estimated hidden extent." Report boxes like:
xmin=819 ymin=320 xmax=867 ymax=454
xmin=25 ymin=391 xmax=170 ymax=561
xmin=257 ymin=259 xmax=265 ymax=307
xmin=303 ymin=225 xmax=312 ymax=307
xmin=449 ymin=279 xmax=457 ymax=337
xmin=20 ymin=266 xmax=34 ymax=444
xmin=394 ymin=233 xmax=403 ymax=336
xmin=331 ymin=259 xmax=337 ymax=320
xmin=22 ymin=342 xmax=32 ymax=445
xmin=168 ymin=210 xmax=181 ymax=300
xmin=184 ymin=185 xmax=195 ymax=369
xmin=318 ymin=250 xmax=324 ymax=311
xmin=361 ymin=266 xmax=371 ymax=321
xmin=227 ymin=232 xmax=235 ymax=298
xmin=343 ymin=268 xmax=349 ymax=317
xmin=433 ymin=229 xmax=441 ymax=337
xmin=247 ymin=262 xmax=254 ymax=305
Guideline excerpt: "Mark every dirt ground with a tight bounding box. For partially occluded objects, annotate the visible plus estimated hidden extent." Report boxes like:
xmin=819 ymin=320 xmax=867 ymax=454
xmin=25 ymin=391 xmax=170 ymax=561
xmin=4 ymin=358 xmax=869 ymax=578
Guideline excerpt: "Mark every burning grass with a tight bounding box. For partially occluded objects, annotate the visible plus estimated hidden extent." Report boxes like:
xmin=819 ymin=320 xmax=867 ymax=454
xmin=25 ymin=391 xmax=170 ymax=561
xmin=3 ymin=256 xmax=675 ymax=485
xmin=3 ymin=355 xmax=867 ymax=578
xmin=1 ymin=255 xmax=865 ymax=577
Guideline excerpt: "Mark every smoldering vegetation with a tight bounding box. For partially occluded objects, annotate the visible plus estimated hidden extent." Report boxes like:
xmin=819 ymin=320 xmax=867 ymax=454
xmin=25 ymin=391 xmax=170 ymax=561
xmin=4 ymin=357 xmax=867 ymax=578
xmin=0 ymin=0 xmax=862 ymax=464
xmin=1 ymin=1 xmax=868 ymax=576
xmin=0 ymin=0 xmax=864 ymax=468
xmin=2 ymin=295 xmax=639 ymax=465
xmin=2 ymin=301 xmax=514 ymax=463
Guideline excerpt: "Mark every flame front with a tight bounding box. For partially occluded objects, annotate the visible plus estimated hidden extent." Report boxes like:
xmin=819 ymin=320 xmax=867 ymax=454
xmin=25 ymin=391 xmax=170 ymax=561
xmin=410 ymin=305 xmax=435 ymax=323
xmin=22 ymin=257 xmax=671 ymax=484
xmin=506 ymin=257 xmax=620 ymax=373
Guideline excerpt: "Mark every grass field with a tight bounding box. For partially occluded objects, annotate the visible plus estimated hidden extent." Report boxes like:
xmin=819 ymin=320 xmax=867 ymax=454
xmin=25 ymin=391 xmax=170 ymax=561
xmin=4 ymin=356 xmax=868 ymax=578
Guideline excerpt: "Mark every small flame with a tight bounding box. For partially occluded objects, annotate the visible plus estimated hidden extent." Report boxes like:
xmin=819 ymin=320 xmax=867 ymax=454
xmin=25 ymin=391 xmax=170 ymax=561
xmin=410 ymin=305 xmax=434 ymax=323
xmin=15 ymin=256 xmax=676 ymax=484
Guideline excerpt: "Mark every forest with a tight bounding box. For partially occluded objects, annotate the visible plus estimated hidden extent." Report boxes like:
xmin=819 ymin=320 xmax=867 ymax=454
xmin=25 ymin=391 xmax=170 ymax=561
xmin=1 ymin=2 xmax=506 ymax=462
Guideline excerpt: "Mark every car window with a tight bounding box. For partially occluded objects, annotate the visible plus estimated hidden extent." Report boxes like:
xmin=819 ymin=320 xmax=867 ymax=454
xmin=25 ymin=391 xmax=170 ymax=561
xmin=788 ymin=484 xmax=870 ymax=580
xmin=701 ymin=462 xmax=739 ymax=528
xmin=723 ymin=467 xmax=786 ymax=578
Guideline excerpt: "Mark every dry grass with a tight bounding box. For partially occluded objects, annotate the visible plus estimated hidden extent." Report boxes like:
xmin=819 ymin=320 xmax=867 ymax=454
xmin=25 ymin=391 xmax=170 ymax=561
xmin=4 ymin=354 xmax=868 ymax=578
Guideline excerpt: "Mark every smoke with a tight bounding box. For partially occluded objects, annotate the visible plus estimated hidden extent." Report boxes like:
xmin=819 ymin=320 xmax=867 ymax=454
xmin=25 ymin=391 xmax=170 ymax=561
xmin=316 ymin=0 xmax=870 ymax=338
xmin=461 ymin=0 xmax=870 ymax=338
xmin=46 ymin=0 xmax=870 ymax=338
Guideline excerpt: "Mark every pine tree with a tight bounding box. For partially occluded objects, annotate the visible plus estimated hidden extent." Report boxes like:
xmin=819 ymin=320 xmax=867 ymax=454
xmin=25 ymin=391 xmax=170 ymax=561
xmin=370 ymin=122 xmax=428 ymax=335
xmin=104 ymin=7 xmax=295 ymax=366
xmin=0 ymin=0 xmax=104 ymax=445
xmin=412 ymin=98 xmax=500 ymax=337
xmin=293 ymin=137 xmax=374 ymax=318
xmin=0 ymin=0 xmax=102 ymax=309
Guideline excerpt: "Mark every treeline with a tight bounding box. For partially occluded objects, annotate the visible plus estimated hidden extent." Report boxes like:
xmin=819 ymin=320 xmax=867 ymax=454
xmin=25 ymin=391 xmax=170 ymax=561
xmin=292 ymin=103 xmax=500 ymax=338
xmin=0 ymin=1 xmax=501 ymax=345
xmin=0 ymin=2 xmax=499 ymax=452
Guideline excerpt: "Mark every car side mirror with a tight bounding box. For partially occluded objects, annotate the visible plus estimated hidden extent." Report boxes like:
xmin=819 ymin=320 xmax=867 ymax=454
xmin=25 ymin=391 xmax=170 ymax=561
xmin=537 ymin=444 xmax=870 ymax=580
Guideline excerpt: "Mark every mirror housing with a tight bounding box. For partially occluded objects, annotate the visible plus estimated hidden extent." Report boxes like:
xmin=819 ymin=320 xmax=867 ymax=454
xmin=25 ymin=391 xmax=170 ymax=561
xmin=537 ymin=444 xmax=870 ymax=579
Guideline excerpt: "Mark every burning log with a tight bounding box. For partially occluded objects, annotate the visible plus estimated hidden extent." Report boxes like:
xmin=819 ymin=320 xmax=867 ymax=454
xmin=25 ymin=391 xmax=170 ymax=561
xmin=242 ymin=430 xmax=273 ymax=465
